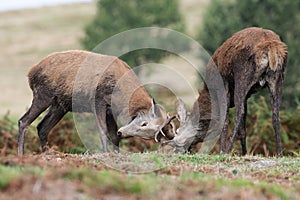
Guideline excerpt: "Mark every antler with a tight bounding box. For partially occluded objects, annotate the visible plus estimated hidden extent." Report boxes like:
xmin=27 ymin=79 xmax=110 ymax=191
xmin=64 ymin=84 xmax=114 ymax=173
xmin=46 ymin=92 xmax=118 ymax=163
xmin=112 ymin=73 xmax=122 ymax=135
xmin=154 ymin=114 xmax=177 ymax=142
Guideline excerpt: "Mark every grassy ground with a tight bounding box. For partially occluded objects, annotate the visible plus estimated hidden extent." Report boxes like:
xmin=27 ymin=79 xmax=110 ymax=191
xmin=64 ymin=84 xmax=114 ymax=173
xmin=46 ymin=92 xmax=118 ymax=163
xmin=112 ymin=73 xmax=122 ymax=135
xmin=0 ymin=151 xmax=299 ymax=199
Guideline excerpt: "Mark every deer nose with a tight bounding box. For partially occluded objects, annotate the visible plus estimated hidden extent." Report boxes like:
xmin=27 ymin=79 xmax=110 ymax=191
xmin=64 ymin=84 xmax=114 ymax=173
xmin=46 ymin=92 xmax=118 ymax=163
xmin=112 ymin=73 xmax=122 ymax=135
xmin=117 ymin=131 xmax=122 ymax=137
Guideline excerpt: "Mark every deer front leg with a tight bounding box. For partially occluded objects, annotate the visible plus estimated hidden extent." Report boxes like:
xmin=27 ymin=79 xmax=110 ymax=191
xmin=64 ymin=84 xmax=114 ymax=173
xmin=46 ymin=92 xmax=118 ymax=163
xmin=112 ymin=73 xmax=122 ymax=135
xmin=220 ymin=111 xmax=229 ymax=154
xmin=106 ymin=110 xmax=120 ymax=153
xmin=226 ymin=90 xmax=247 ymax=154
xmin=95 ymin=103 xmax=109 ymax=153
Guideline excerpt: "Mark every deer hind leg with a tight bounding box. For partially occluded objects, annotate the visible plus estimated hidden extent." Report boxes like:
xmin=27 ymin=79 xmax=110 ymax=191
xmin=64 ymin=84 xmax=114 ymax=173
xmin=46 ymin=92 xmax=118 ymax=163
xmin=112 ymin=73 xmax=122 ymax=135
xmin=267 ymin=73 xmax=284 ymax=156
xmin=18 ymin=93 xmax=51 ymax=155
xmin=238 ymin=103 xmax=247 ymax=155
xmin=269 ymin=91 xmax=283 ymax=156
xmin=37 ymin=102 xmax=67 ymax=152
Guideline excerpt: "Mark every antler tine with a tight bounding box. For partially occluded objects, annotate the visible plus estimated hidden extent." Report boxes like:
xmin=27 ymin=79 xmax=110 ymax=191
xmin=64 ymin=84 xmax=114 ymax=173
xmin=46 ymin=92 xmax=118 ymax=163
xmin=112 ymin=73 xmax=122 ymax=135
xmin=154 ymin=114 xmax=177 ymax=143
xmin=154 ymin=130 xmax=165 ymax=142
xmin=163 ymin=114 xmax=177 ymax=127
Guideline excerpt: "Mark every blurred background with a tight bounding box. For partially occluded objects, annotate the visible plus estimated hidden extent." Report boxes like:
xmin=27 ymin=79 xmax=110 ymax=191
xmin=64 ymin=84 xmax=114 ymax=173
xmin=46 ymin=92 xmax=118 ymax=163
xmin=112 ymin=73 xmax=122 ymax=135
xmin=0 ymin=0 xmax=299 ymax=155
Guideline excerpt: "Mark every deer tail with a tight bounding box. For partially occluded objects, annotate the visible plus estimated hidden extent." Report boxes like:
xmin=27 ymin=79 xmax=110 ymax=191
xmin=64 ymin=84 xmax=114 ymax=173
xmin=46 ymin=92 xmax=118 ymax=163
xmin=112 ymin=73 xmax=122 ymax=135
xmin=255 ymin=40 xmax=288 ymax=71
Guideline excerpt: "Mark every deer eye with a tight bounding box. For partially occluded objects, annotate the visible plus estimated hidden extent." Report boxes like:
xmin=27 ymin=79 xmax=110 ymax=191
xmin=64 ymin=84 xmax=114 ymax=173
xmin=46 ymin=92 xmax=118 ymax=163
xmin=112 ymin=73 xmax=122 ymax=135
xmin=141 ymin=121 xmax=148 ymax=127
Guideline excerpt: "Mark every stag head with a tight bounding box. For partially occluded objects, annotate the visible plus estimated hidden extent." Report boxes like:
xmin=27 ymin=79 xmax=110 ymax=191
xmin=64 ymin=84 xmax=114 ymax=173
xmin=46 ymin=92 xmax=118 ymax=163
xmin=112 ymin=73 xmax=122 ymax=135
xmin=162 ymin=98 xmax=197 ymax=152
xmin=117 ymin=99 xmax=176 ymax=141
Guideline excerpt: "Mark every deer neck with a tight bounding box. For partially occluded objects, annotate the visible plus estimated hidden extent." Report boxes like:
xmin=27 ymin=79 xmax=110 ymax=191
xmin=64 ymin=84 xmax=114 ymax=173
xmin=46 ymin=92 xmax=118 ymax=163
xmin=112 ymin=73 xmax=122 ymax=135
xmin=196 ymin=86 xmax=212 ymax=121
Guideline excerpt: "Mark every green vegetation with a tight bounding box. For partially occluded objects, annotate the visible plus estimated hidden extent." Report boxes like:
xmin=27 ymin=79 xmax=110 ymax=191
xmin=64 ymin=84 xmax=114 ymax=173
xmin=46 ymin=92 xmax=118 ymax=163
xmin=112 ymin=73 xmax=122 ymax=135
xmin=81 ymin=0 xmax=185 ymax=67
xmin=61 ymin=166 xmax=292 ymax=199
xmin=0 ymin=164 xmax=42 ymax=189
xmin=62 ymin=169 xmax=158 ymax=195
xmin=197 ymin=0 xmax=300 ymax=109
xmin=0 ymin=165 xmax=22 ymax=189
xmin=242 ymin=97 xmax=300 ymax=156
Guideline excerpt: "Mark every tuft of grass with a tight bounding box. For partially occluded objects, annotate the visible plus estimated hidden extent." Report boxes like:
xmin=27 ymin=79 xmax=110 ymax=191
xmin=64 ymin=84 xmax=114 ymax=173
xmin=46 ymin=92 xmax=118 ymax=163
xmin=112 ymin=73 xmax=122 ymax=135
xmin=176 ymin=153 xmax=230 ymax=164
xmin=159 ymin=170 xmax=292 ymax=199
xmin=0 ymin=165 xmax=22 ymax=189
xmin=62 ymin=168 xmax=158 ymax=195
xmin=0 ymin=164 xmax=43 ymax=190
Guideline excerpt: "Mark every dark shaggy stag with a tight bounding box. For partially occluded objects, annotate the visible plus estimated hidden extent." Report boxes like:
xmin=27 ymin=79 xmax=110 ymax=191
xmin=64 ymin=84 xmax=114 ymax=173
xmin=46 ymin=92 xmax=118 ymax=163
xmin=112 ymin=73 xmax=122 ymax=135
xmin=168 ymin=27 xmax=288 ymax=156
xmin=18 ymin=50 xmax=174 ymax=155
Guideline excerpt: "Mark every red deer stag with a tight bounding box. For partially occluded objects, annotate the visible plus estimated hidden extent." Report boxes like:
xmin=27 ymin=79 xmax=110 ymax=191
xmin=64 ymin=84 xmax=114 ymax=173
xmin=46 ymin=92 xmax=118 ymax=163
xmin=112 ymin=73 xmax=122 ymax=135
xmin=167 ymin=27 xmax=287 ymax=156
xmin=18 ymin=50 xmax=174 ymax=155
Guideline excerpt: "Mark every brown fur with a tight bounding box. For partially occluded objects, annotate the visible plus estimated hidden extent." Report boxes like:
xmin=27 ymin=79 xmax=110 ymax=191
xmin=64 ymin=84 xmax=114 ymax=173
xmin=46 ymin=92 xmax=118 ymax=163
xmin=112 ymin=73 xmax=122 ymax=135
xmin=213 ymin=27 xmax=287 ymax=76
xmin=176 ymin=27 xmax=288 ymax=156
xmin=28 ymin=50 xmax=151 ymax=115
xmin=18 ymin=50 xmax=152 ymax=155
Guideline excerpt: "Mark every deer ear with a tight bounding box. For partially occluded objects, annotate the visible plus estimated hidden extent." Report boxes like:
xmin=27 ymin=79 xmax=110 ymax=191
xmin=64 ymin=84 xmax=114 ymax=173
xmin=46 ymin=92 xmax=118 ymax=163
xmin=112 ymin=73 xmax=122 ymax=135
xmin=177 ymin=97 xmax=188 ymax=123
xmin=150 ymin=98 xmax=156 ymax=116
xmin=150 ymin=98 xmax=166 ymax=119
